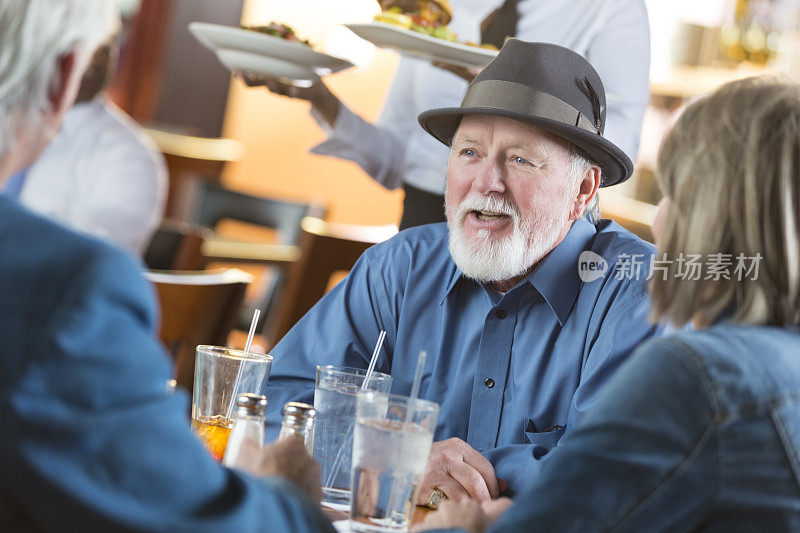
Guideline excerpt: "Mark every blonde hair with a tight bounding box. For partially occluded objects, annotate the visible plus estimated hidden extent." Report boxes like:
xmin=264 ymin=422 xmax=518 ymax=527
xmin=651 ymin=76 xmax=800 ymax=327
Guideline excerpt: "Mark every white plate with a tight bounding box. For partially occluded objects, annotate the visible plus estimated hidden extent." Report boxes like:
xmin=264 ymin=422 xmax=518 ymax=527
xmin=189 ymin=22 xmax=354 ymax=80
xmin=345 ymin=22 xmax=498 ymax=69
xmin=216 ymin=48 xmax=317 ymax=84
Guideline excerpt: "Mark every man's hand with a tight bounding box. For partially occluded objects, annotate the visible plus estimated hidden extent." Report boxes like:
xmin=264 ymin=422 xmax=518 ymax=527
xmin=417 ymin=438 xmax=507 ymax=505
xmin=413 ymin=498 xmax=513 ymax=533
xmin=237 ymin=438 xmax=323 ymax=504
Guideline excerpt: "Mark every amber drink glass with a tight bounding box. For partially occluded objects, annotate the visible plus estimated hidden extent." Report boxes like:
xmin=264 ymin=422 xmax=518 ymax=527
xmin=191 ymin=345 xmax=272 ymax=461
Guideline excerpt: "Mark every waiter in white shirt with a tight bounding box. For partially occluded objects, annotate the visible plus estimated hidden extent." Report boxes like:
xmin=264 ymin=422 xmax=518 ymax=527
xmin=249 ymin=0 xmax=650 ymax=229
xmin=5 ymin=37 xmax=167 ymax=254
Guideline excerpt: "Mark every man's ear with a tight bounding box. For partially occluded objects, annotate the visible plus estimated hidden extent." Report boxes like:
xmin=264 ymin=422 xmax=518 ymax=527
xmin=49 ymin=49 xmax=82 ymax=118
xmin=571 ymin=164 xmax=601 ymax=220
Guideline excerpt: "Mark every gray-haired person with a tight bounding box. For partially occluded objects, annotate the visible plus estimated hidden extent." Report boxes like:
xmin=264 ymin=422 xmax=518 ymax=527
xmin=0 ymin=2 xmax=332 ymax=530
xmin=265 ymin=39 xmax=662 ymax=506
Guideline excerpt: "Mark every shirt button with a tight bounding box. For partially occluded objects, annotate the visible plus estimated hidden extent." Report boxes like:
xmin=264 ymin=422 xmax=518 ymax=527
xmin=485 ymin=378 xmax=495 ymax=388
xmin=495 ymin=309 xmax=506 ymax=319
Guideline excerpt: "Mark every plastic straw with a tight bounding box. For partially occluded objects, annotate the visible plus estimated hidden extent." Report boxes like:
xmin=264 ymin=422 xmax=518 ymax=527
xmin=362 ymin=330 xmax=386 ymax=390
xmin=404 ymin=350 xmax=427 ymax=432
xmin=225 ymin=308 xmax=261 ymax=421
xmin=323 ymin=330 xmax=386 ymax=490
xmin=384 ymin=350 xmax=428 ymax=515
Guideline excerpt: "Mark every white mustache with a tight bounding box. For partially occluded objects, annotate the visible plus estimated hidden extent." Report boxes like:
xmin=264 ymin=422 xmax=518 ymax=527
xmin=456 ymin=193 xmax=519 ymax=221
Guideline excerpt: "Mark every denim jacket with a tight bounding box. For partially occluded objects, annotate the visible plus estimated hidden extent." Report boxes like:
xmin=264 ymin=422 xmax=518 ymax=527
xmin=488 ymin=322 xmax=800 ymax=532
xmin=0 ymin=197 xmax=333 ymax=532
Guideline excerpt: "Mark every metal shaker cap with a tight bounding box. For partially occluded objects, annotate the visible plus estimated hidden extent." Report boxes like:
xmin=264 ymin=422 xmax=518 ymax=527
xmin=235 ymin=393 xmax=268 ymax=418
xmin=282 ymin=402 xmax=316 ymax=426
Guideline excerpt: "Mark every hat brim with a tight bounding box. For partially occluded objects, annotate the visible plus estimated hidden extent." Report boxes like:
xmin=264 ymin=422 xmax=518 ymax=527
xmin=418 ymin=107 xmax=633 ymax=186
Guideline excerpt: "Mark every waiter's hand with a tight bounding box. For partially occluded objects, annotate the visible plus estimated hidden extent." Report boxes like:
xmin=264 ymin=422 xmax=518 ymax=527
xmin=413 ymin=498 xmax=513 ymax=533
xmin=417 ymin=437 xmax=507 ymax=505
xmin=237 ymin=72 xmax=341 ymax=127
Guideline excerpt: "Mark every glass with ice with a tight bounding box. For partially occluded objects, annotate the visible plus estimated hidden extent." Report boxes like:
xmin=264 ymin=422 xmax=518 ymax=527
xmin=314 ymin=365 xmax=392 ymax=508
xmin=350 ymin=391 xmax=439 ymax=532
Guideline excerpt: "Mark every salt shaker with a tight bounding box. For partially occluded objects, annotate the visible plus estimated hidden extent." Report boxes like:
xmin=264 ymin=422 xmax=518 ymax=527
xmin=278 ymin=401 xmax=316 ymax=453
xmin=222 ymin=393 xmax=268 ymax=469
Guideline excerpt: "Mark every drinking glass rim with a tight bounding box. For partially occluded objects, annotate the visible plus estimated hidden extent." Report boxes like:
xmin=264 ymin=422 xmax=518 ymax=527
xmin=356 ymin=391 xmax=439 ymax=413
xmin=316 ymin=364 xmax=391 ymax=381
xmin=196 ymin=345 xmax=273 ymax=363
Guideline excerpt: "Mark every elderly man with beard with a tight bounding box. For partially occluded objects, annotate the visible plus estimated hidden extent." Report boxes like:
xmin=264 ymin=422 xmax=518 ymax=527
xmin=265 ymin=40 xmax=661 ymax=505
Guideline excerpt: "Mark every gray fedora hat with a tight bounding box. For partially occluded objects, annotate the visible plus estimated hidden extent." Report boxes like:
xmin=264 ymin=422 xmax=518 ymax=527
xmin=418 ymin=39 xmax=633 ymax=186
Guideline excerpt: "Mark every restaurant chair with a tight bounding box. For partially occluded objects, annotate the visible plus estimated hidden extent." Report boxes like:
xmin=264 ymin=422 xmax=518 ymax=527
xmin=143 ymin=219 xmax=213 ymax=271
xmin=599 ymin=191 xmax=658 ymax=243
xmin=145 ymin=268 xmax=254 ymax=390
xmin=144 ymin=128 xmax=244 ymax=220
xmin=266 ymin=217 xmax=398 ymax=347
xmin=186 ymin=181 xmax=326 ymax=334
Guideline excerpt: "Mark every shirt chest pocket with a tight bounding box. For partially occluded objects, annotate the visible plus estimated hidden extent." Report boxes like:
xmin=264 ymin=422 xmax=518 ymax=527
xmin=524 ymin=419 xmax=566 ymax=459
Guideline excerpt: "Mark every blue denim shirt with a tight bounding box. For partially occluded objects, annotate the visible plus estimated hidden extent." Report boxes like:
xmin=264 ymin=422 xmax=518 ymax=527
xmin=487 ymin=322 xmax=800 ymax=531
xmin=266 ymin=219 xmax=661 ymax=494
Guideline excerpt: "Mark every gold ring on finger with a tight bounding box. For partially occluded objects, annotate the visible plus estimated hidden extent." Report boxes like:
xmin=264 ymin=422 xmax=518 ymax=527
xmin=426 ymin=487 xmax=447 ymax=510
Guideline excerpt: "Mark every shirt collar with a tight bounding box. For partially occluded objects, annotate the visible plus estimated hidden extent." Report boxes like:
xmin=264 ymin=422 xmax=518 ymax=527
xmin=443 ymin=262 xmax=463 ymax=302
xmin=527 ymin=217 xmax=597 ymax=325
xmin=441 ymin=217 xmax=598 ymax=325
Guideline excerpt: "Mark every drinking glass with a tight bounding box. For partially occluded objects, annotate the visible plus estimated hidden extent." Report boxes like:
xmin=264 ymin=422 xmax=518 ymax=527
xmin=350 ymin=392 xmax=439 ymax=532
xmin=314 ymin=365 xmax=392 ymax=509
xmin=191 ymin=345 xmax=272 ymax=461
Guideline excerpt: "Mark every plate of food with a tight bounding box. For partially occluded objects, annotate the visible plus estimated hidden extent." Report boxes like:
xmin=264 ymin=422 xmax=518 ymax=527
xmin=189 ymin=21 xmax=354 ymax=83
xmin=345 ymin=0 xmax=498 ymax=69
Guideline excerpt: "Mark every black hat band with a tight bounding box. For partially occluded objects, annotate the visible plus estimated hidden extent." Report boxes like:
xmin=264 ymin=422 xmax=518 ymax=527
xmin=461 ymin=80 xmax=600 ymax=136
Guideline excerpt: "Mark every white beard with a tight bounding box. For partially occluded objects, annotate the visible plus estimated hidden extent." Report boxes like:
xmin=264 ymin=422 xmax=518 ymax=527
xmin=446 ymin=191 xmax=567 ymax=284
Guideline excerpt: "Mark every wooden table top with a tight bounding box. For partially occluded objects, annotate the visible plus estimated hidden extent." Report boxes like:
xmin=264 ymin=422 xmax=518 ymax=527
xmin=321 ymin=504 xmax=433 ymax=527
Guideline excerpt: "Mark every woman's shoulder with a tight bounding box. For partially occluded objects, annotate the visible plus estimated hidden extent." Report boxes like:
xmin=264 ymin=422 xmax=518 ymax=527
xmin=659 ymin=323 xmax=800 ymax=365
xmin=639 ymin=324 xmax=800 ymax=414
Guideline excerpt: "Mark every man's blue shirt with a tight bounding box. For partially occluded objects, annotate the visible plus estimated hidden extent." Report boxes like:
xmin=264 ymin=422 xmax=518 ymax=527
xmin=266 ymin=218 xmax=662 ymax=493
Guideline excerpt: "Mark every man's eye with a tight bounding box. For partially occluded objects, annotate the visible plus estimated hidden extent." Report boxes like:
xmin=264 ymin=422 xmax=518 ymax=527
xmin=513 ymin=156 xmax=530 ymax=165
xmin=460 ymin=149 xmax=476 ymax=157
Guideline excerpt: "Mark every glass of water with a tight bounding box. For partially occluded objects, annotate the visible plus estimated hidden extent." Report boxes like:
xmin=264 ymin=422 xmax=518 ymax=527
xmin=350 ymin=391 xmax=439 ymax=532
xmin=314 ymin=365 xmax=392 ymax=509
